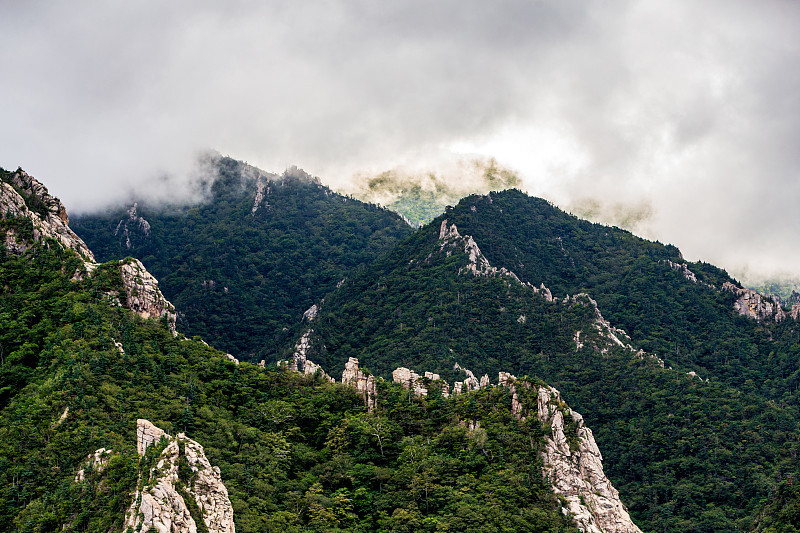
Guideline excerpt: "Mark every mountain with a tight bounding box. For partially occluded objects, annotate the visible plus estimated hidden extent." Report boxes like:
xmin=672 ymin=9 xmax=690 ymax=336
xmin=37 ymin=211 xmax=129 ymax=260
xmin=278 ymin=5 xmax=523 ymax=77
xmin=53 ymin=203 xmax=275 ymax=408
xmin=71 ymin=156 xmax=413 ymax=361
xmin=288 ymin=191 xmax=800 ymax=531
xmin=5 ymin=164 xmax=800 ymax=532
xmin=2 ymin=168 xmax=640 ymax=532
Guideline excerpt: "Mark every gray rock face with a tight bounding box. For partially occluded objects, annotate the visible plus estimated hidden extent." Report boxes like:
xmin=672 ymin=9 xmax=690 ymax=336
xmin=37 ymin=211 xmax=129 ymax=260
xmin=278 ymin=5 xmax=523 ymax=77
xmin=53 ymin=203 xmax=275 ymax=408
xmin=119 ymin=258 xmax=177 ymax=333
xmin=280 ymin=329 xmax=335 ymax=382
xmin=392 ymin=367 xmax=429 ymax=396
xmin=723 ymin=282 xmax=786 ymax=322
xmin=0 ymin=169 xmax=95 ymax=263
xmin=124 ymin=419 xmax=235 ymax=533
xmin=341 ymin=357 xmax=378 ymax=411
xmin=452 ymin=364 xmax=477 ymax=394
xmin=114 ymin=202 xmax=151 ymax=249
xmin=499 ymin=375 xmax=642 ymax=533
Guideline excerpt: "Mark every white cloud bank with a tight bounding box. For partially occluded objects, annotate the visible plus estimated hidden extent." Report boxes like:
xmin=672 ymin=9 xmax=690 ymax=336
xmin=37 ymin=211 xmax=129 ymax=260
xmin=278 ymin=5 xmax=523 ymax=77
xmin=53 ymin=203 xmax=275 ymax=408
xmin=1 ymin=0 xmax=798 ymax=282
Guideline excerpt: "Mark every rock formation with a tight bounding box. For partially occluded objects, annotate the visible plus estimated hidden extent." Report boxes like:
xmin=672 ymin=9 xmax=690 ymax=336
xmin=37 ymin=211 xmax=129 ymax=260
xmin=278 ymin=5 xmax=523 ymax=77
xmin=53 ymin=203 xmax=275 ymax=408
xmin=438 ymin=220 xmax=523 ymax=283
xmin=499 ymin=374 xmax=642 ymax=533
xmin=452 ymin=362 xmax=482 ymax=394
xmin=275 ymin=348 xmax=642 ymax=532
xmin=114 ymin=202 xmax=151 ymax=249
xmin=341 ymin=357 xmax=378 ymax=411
xmin=119 ymin=258 xmax=178 ymax=333
xmin=280 ymin=329 xmax=335 ymax=382
xmin=1 ymin=169 xmax=180 ymax=332
xmin=74 ymin=448 xmax=113 ymax=482
xmin=664 ymin=259 xmax=699 ymax=284
xmin=124 ymin=419 xmax=235 ymax=533
xmin=392 ymin=367 xmax=429 ymax=396
xmin=723 ymin=282 xmax=786 ymax=322
xmin=0 ymin=169 xmax=94 ymax=262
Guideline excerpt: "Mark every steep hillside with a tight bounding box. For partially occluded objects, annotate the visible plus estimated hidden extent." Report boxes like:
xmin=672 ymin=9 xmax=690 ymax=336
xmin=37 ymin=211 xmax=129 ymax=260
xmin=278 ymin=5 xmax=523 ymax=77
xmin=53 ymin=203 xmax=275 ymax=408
xmin=1 ymin=168 xmax=622 ymax=532
xmin=434 ymin=190 xmax=800 ymax=405
xmin=291 ymin=200 xmax=800 ymax=531
xmin=72 ymin=157 xmax=413 ymax=361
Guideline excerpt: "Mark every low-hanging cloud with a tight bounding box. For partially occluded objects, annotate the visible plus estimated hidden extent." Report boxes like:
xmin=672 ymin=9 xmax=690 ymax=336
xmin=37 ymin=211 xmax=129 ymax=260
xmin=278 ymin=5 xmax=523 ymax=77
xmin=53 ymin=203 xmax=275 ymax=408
xmin=1 ymin=0 xmax=798 ymax=282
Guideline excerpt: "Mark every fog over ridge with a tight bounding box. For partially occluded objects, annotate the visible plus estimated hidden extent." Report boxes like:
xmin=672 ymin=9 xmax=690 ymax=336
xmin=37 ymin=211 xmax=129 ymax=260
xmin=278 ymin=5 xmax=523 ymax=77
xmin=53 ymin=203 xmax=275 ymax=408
xmin=1 ymin=0 xmax=798 ymax=283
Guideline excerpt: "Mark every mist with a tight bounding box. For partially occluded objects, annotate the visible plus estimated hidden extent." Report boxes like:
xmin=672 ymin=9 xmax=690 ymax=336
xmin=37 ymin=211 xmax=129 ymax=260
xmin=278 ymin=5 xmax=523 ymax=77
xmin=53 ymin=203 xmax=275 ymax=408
xmin=1 ymin=1 xmax=798 ymax=282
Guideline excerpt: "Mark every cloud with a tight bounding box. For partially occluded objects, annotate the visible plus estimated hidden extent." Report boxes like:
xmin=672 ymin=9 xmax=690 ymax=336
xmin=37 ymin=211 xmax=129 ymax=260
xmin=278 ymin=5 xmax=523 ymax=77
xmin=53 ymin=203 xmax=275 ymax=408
xmin=0 ymin=0 xmax=798 ymax=281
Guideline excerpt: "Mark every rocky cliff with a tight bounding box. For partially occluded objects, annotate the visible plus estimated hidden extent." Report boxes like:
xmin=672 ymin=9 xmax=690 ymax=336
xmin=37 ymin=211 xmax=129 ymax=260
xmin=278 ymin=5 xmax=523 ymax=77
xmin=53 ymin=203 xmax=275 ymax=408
xmin=1 ymin=168 xmax=177 ymax=331
xmin=0 ymin=168 xmax=94 ymax=262
xmin=279 ymin=352 xmax=640 ymax=533
xmin=525 ymin=380 xmax=642 ymax=533
xmin=118 ymin=258 xmax=177 ymax=333
xmin=341 ymin=357 xmax=378 ymax=410
xmin=123 ymin=419 xmax=235 ymax=533
xmin=723 ymin=282 xmax=786 ymax=322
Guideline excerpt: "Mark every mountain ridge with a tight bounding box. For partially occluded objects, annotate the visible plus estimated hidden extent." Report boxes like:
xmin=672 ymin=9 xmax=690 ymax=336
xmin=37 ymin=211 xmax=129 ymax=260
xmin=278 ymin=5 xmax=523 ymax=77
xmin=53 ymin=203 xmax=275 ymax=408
xmin=4 ymin=162 xmax=800 ymax=531
xmin=1 ymin=165 xmax=599 ymax=532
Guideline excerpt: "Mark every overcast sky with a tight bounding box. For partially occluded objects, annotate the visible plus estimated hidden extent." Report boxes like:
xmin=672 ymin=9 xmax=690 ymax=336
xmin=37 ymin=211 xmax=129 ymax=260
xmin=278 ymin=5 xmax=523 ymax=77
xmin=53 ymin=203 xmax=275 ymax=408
xmin=1 ymin=1 xmax=799 ymax=283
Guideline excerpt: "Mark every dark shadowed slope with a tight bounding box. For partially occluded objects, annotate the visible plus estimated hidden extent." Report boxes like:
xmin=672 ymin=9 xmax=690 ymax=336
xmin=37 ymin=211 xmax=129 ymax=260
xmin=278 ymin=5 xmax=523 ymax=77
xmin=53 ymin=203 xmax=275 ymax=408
xmin=72 ymin=157 xmax=413 ymax=361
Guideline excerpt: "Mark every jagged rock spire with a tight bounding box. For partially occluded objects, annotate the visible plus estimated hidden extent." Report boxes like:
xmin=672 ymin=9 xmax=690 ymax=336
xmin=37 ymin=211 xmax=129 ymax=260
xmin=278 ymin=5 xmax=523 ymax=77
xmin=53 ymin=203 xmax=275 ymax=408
xmin=125 ymin=419 xmax=235 ymax=533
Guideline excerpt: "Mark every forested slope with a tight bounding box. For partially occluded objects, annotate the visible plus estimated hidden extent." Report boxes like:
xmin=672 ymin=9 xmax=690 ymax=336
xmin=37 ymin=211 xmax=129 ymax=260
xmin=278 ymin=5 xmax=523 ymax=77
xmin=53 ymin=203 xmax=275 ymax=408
xmin=293 ymin=198 xmax=800 ymax=532
xmin=1 ymin=167 xmax=588 ymax=532
xmin=435 ymin=191 xmax=800 ymax=404
xmin=72 ymin=157 xmax=413 ymax=361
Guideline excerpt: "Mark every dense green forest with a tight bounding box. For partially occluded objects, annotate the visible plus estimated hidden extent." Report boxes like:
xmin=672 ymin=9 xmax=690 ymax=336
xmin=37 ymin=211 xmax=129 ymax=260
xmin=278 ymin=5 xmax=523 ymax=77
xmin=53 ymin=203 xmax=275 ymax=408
xmin=433 ymin=191 xmax=800 ymax=405
xmin=0 ymin=192 xmax=578 ymax=531
xmin=6 ymin=166 xmax=800 ymax=532
xmin=294 ymin=196 xmax=800 ymax=532
xmin=72 ymin=157 xmax=413 ymax=361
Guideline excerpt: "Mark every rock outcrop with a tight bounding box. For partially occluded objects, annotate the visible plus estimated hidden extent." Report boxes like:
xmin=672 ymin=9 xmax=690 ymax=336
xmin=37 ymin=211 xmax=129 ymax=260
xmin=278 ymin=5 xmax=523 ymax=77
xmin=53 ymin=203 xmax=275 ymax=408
xmin=341 ymin=357 xmax=378 ymax=411
xmin=118 ymin=259 xmax=177 ymax=333
xmin=664 ymin=259 xmax=699 ymax=284
xmin=452 ymin=362 xmax=485 ymax=395
xmin=114 ymin=202 xmax=151 ymax=249
xmin=499 ymin=374 xmax=642 ymax=533
xmin=1 ymin=169 xmax=180 ymax=332
xmin=74 ymin=448 xmax=113 ymax=482
xmin=438 ymin=220 xmax=524 ymax=283
xmin=0 ymin=169 xmax=95 ymax=262
xmin=723 ymin=282 xmax=786 ymax=322
xmin=392 ymin=367 xmax=430 ymax=397
xmin=278 ymin=329 xmax=335 ymax=382
xmin=275 ymin=348 xmax=641 ymax=532
xmin=124 ymin=419 xmax=235 ymax=533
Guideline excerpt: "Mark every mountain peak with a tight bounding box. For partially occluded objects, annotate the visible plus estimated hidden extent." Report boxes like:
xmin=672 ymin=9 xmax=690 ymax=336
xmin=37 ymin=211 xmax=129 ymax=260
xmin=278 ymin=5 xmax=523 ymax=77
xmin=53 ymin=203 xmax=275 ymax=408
xmin=1 ymin=167 xmax=95 ymax=262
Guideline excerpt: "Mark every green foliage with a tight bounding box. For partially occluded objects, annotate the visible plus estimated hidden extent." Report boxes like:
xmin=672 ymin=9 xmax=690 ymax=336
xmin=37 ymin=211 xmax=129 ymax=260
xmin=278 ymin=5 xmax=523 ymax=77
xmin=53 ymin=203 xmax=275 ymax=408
xmin=749 ymin=279 xmax=800 ymax=306
xmin=753 ymin=479 xmax=800 ymax=532
xmin=71 ymin=157 xmax=413 ymax=361
xmin=436 ymin=191 xmax=800 ymax=408
xmin=295 ymin=191 xmax=800 ymax=531
xmin=0 ymin=232 xmax=576 ymax=532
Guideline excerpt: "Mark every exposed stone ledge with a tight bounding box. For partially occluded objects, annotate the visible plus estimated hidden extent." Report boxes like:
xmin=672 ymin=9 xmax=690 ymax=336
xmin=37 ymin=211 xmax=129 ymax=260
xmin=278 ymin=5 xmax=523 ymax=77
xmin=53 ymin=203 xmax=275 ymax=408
xmin=342 ymin=357 xmax=378 ymax=411
xmin=1 ymin=169 xmax=95 ymax=263
xmin=119 ymin=259 xmax=178 ymax=334
xmin=124 ymin=419 xmax=235 ymax=533
xmin=499 ymin=375 xmax=642 ymax=533
xmin=723 ymin=282 xmax=786 ymax=322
